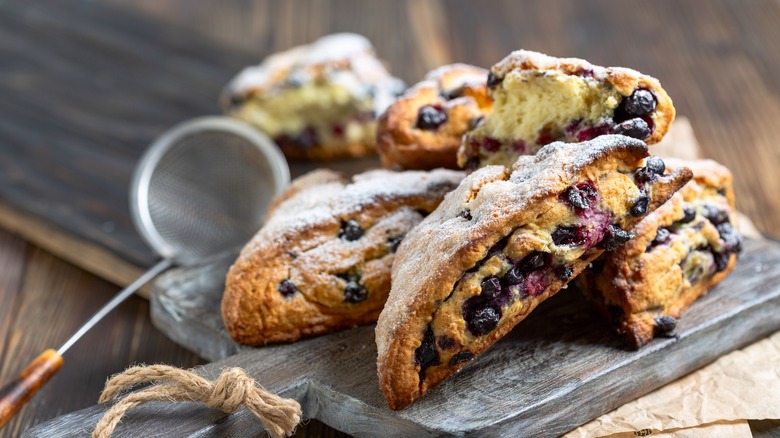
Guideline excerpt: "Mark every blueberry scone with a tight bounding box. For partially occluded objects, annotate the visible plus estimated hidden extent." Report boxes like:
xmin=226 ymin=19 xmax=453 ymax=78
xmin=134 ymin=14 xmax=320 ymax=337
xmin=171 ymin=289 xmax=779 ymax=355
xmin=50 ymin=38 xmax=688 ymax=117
xmin=376 ymin=135 xmax=692 ymax=410
xmin=222 ymin=168 xmax=463 ymax=345
xmin=222 ymin=33 xmax=404 ymax=160
xmin=377 ymin=64 xmax=492 ymax=170
xmin=458 ymin=49 xmax=675 ymax=170
xmin=578 ymin=158 xmax=742 ymax=349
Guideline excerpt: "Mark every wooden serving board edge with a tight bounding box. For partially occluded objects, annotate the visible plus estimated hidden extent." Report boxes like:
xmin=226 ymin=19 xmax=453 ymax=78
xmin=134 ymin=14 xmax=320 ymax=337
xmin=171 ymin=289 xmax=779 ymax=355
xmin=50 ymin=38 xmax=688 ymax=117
xmin=23 ymin=238 xmax=780 ymax=437
xmin=0 ymin=200 xmax=151 ymax=297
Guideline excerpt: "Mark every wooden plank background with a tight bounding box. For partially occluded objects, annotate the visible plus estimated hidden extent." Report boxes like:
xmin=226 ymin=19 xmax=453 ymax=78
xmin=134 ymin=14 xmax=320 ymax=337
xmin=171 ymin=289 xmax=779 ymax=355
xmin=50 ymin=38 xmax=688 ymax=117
xmin=1 ymin=0 xmax=779 ymax=437
xmin=0 ymin=0 xmax=779 ymax=292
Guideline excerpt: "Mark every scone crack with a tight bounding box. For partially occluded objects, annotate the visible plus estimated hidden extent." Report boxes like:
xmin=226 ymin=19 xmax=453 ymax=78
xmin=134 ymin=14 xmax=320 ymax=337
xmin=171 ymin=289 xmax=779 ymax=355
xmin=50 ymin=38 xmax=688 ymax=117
xmin=377 ymin=136 xmax=692 ymax=410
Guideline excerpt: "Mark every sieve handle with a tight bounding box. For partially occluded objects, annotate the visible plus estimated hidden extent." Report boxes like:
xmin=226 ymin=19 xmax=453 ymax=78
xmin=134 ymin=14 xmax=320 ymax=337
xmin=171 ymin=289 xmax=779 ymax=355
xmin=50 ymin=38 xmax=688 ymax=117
xmin=0 ymin=258 xmax=173 ymax=428
xmin=0 ymin=350 xmax=62 ymax=428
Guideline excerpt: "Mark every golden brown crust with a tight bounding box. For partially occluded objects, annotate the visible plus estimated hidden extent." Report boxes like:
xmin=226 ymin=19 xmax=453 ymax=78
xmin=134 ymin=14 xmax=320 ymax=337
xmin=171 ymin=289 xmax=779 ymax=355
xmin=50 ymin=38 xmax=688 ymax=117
xmin=578 ymin=158 xmax=741 ymax=349
xmin=377 ymin=64 xmax=492 ymax=170
xmin=222 ymin=168 xmax=464 ymax=345
xmin=376 ymin=136 xmax=692 ymax=410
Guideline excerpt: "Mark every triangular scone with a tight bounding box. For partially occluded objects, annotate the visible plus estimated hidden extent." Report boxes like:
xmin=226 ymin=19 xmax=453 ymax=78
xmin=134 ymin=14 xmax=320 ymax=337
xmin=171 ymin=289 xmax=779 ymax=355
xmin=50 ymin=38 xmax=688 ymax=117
xmin=577 ymin=158 xmax=742 ymax=349
xmin=377 ymin=64 xmax=492 ymax=170
xmin=222 ymin=33 xmax=404 ymax=160
xmin=222 ymin=168 xmax=463 ymax=345
xmin=458 ymin=49 xmax=675 ymax=170
xmin=376 ymin=135 xmax=691 ymax=410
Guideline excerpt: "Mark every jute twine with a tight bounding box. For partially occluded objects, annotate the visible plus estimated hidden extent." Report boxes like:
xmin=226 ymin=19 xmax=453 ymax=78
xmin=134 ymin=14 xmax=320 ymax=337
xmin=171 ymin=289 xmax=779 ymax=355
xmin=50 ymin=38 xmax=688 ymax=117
xmin=92 ymin=364 xmax=302 ymax=438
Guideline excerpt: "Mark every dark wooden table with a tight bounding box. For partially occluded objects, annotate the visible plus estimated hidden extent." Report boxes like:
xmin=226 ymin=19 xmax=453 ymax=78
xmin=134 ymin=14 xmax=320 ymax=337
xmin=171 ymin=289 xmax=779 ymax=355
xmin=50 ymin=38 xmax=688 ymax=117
xmin=1 ymin=1 xmax=779 ymax=437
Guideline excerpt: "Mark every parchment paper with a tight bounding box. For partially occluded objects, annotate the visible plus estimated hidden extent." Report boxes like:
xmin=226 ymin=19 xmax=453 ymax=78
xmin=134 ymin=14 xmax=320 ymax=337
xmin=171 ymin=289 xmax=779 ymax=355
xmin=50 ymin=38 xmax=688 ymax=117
xmin=565 ymin=118 xmax=780 ymax=438
xmin=565 ymin=331 xmax=780 ymax=437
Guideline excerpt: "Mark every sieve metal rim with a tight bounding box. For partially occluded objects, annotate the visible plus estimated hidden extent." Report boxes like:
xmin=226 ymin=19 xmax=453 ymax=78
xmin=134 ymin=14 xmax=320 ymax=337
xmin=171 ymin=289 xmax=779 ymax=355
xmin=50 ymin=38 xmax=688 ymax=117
xmin=129 ymin=116 xmax=290 ymax=263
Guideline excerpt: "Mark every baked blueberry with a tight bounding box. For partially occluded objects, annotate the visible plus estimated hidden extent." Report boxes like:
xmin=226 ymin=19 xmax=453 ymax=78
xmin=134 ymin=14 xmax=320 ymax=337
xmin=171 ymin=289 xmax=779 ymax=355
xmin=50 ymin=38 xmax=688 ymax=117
xmin=646 ymin=227 xmax=671 ymax=251
xmin=503 ymin=265 xmax=525 ymax=285
xmin=278 ymin=279 xmax=297 ymax=297
xmin=552 ymin=225 xmax=585 ymax=246
xmin=631 ymin=193 xmax=650 ymax=216
xmin=377 ymin=63 xmax=491 ymax=170
xmin=598 ymin=224 xmax=635 ymax=251
xmin=577 ymin=158 xmax=741 ymax=349
xmin=416 ymin=104 xmax=448 ymax=130
xmin=223 ymin=168 xmax=463 ymax=345
xmin=702 ymin=204 xmax=729 ymax=226
xmin=645 ymin=156 xmax=666 ymax=175
xmin=487 ymin=71 xmax=502 ymax=88
xmin=624 ymin=88 xmax=657 ymax=117
xmin=653 ymin=315 xmax=677 ymax=333
xmin=449 ymin=351 xmax=475 ymax=365
xmin=387 ymin=235 xmax=404 ymax=252
xmin=339 ymin=219 xmax=364 ymax=241
xmin=614 ymin=118 xmax=651 ymax=140
xmin=680 ymin=206 xmax=696 ymax=223
xmin=458 ymin=50 xmax=675 ymax=170
xmin=466 ymin=305 xmax=501 ymax=336
xmin=414 ymin=327 xmax=440 ymax=379
xmin=556 ymin=266 xmax=574 ymax=281
xmin=377 ymin=137 xmax=691 ymax=409
xmin=562 ymin=182 xmax=598 ymax=210
xmin=517 ymin=251 xmax=549 ymax=272
xmin=344 ymin=280 xmax=368 ymax=303
xmin=480 ymin=277 xmax=502 ymax=298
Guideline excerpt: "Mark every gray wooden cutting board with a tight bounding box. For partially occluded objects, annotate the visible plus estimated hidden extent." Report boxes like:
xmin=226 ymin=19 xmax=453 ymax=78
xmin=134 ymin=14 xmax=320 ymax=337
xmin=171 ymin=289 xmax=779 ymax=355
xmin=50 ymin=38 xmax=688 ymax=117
xmin=25 ymin=238 xmax=780 ymax=437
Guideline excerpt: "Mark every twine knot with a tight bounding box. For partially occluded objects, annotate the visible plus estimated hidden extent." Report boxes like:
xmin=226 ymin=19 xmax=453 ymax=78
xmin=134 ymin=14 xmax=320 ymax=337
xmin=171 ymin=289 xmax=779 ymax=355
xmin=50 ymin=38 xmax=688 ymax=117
xmin=92 ymin=364 xmax=301 ymax=438
xmin=203 ymin=367 xmax=253 ymax=412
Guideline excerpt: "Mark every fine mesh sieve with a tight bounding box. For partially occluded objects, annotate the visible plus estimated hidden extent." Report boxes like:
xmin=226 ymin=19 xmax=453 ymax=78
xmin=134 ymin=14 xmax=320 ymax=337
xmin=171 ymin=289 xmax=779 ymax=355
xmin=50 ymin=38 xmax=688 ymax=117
xmin=0 ymin=117 xmax=290 ymax=427
xmin=131 ymin=117 xmax=289 ymax=266
xmin=62 ymin=116 xmax=290 ymax=354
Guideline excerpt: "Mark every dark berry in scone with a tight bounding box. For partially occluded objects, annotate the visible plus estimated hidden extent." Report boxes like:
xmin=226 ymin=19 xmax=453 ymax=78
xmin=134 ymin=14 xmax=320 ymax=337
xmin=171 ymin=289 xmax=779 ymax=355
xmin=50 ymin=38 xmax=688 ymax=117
xmin=377 ymin=64 xmax=492 ymax=170
xmin=222 ymin=33 xmax=404 ymax=161
xmin=375 ymin=135 xmax=692 ymax=410
xmin=222 ymin=168 xmax=463 ymax=345
xmin=458 ymin=50 xmax=675 ymax=170
xmin=577 ymin=158 xmax=742 ymax=349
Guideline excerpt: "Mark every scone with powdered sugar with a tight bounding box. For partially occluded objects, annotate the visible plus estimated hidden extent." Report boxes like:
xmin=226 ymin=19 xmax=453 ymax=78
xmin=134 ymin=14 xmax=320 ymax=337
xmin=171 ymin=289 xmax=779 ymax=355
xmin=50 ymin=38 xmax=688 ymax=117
xmin=578 ymin=158 xmax=742 ymax=349
xmin=377 ymin=64 xmax=492 ymax=170
xmin=222 ymin=168 xmax=463 ymax=345
xmin=222 ymin=33 xmax=404 ymax=160
xmin=458 ymin=50 xmax=675 ymax=170
xmin=376 ymin=135 xmax=691 ymax=410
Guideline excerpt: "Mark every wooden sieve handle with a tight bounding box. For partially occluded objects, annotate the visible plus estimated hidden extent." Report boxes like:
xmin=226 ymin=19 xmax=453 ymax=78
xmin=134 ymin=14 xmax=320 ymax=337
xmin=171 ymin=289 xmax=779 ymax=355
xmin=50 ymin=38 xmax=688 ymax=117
xmin=0 ymin=349 xmax=63 ymax=428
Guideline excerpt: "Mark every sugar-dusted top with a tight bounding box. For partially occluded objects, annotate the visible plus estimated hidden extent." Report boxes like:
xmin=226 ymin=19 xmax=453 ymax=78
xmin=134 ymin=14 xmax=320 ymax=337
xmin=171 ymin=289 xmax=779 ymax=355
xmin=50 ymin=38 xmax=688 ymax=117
xmin=423 ymin=63 xmax=489 ymax=91
xmin=376 ymin=135 xmax=649 ymax=358
xmin=239 ymin=168 xmax=464 ymax=258
xmin=490 ymin=49 xmax=650 ymax=96
xmin=223 ymin=33 xmax=404 ymax=113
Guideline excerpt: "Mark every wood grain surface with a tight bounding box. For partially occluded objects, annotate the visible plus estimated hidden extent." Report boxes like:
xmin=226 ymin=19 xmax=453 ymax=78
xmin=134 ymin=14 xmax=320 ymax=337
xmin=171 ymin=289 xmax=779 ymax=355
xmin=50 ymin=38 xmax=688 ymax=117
xmin=1 ymin=0 xmax=779 ymax=437
xmin=0 ymin=228 xmax=204 ymax=438
xmin=0 ymin=0 xmax=779 ymax=292
xmin=25 ymin=238 xmax=780 ymax=437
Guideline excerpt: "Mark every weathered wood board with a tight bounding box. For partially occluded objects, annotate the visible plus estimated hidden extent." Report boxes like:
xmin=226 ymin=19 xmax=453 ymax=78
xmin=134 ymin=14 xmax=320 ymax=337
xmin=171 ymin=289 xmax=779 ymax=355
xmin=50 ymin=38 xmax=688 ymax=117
xmin=25 ymin=238 xmax=780 ymax=437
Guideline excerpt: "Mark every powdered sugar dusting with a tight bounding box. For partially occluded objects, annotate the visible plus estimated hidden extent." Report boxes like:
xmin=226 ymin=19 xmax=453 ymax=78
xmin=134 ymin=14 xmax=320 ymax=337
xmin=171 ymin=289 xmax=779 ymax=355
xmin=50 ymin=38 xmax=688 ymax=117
xmin=240 ymin=168 xmax=464 ymax=258
xmin=490 ymin=49 xmax=649 ymax=93
xmin=425 ymin=63 xmax=489 ymax=90
xmin=376 ymin=135 xmax=649 ymax=358
xmin=224 ymin=33 xmax=404 ymax=114
xmin=492 ymin=49 xmax=600 ymax=78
